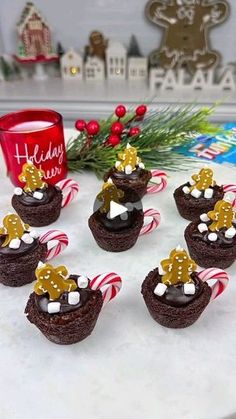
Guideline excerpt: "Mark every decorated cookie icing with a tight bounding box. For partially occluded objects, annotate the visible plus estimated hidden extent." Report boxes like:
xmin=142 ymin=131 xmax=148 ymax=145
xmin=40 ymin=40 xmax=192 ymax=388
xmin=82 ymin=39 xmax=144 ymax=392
xmin=115 ymin=143 xmax=145 ymax=175
xmin=19 ymin=160 xmax=47 ymax=193
xmin=0 ymin=213 xmax=37 ymax=249
xmin=97 ymin=178 xmax=124 ymax=214
xmin=182 ymin=167 xmax=217 ymax=199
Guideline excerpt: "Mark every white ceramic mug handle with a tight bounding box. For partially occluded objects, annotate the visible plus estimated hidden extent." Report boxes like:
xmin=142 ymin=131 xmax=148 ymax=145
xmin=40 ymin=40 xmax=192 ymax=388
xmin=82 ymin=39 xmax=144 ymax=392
xmin=90 ymin=272 xmax=122 ymax=306
xmin=39 ymin=230 xmax=69 ymax=261
xmin=147 ymin=170 xmax=167 ymax=194
xmin=198 ymin=268 xmax=229 ymax=301
xmin=56 ymin=178 xmax=80 ymax=208
xmin=223 ymin=184 xmax=236 ymax=207
xmin=139 ymin=208 xmax=161 ymax=236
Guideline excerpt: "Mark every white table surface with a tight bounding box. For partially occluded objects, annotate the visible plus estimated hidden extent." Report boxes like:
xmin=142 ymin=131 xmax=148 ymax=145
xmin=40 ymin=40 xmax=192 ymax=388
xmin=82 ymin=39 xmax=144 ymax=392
xmin=0 ymin=129 xmax=236 ymax=419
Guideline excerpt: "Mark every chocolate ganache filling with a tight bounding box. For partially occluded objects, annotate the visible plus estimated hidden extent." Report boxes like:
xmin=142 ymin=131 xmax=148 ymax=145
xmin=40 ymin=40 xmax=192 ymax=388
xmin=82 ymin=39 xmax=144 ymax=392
xmin=35 ymin=275 xmax=93 ymax=314
xmin=109 ymin=166 xmax=147 ymax=181
xmin=155 ymin=272 xmax=202 ymax=308
xmin=192 ymin=222 xmax=236 ymax=248
xmin=96 ymin=208 xmax=139 ymax=232
xmin=15 ymin=184 xmax=60 ymax=207
xmin=181 ymin=183 xmax=223 ymax=204
xmin=0 ymin=234 xmax=39 ymax=259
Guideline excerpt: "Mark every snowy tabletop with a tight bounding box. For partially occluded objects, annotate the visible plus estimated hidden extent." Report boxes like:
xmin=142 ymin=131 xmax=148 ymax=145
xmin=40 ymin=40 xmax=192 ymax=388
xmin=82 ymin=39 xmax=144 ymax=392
xmin=0 ymin=130 xmax=235 ymax=419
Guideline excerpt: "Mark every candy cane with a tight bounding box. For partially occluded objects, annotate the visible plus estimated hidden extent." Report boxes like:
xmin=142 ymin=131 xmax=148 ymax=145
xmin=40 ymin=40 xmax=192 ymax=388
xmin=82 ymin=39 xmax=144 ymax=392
xmin=223 ymin=184 xmax=236 ymax=207
xmin=39 ymin=230 xmax=69 ymax=261
xmin=198 ymin=268 xmax=229 ymax=301
xmin=90 ymin=272 xmax=122 ymax=306
xmin=147 ymin=170 xmax=168 ymax=194
xmin=140 ymin=208 xmax=161 ymax=236
xmin=56 ymin=178 xmax=79 ymax=208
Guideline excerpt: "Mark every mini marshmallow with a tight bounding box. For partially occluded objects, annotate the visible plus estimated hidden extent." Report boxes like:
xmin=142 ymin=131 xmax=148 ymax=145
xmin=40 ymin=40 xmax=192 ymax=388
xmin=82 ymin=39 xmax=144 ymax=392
xmin=14 ymin=187 xmax=23 ymax=196
xmin=224 ymin=192 xmax=235 ymax=203
xmin=191 ymin=188 xmax=202 ymax=199
xmin=154 ymin=283 xmax=167 ymax=297
xmin=120 ymin=212 xmax=128 ymax=221
xmin=184 ymin=283 xmax=196 ymax=295
xmin=225 ymin=227 xmax=236 ymax=239
xmin=21 ymin=233 xmax=34 ymax=244
xmin=204 ymin=188 xmax=213 ymax=199
xmin=37 ymin=261 xmax=46 ymax=268
xmin=139 ymin=162 xmax=145 ymax=169
xmin=33 ymin=191 xmax=44 ymax=200
xmin=126 ymin=202 xmax=134 ymax=212
xmin=189 ymin=178 xmax=195 ymax=186
xmin=115 ymin=161 xmax=120 ymax=168
xmin=9 ymin=238 xmax=21 ymax=249
xmin=77 ymin=275 xmax=89 ymax=289
xmin=29 ymin=230 xmax=39 ymax=239
xmin=47 ymin=302 xmax=61 ymax=314
xmin=125 ymin=165 xmax=133 ymax=175
xmin=200 ymin=213 xmax=210 ymax=222
xmin=208 ymin=233 xmax=218 ymax=242
xmin=198 ymin=223 xmax=208 ymax=233
xmin=158 ymin=263 xmax=165 ymax=276
xmin=68 ymin=291 xmax=80 ymax=305
xmin=182 ymin=186 xmax=190 ymax=194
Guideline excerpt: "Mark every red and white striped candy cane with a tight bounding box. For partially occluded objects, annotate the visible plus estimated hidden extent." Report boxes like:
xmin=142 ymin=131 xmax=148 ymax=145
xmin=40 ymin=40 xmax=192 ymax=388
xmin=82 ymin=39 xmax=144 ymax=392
xmin=198 ymin=268 xmax=229 ymax=301
xmin=39 ymin=230 xmax=69 ymax=261
xmin=223 ymin=184 xmax=236 ymax=207
xmin=139 ymin=208 xmax=161 ymax=236
xmin=56 ymin=178 xmax=79 ymax=208
xmin=147 ymin=170 xmax=168 ymax=194
xmin=90 ymin=272 xmax=122 ymax=306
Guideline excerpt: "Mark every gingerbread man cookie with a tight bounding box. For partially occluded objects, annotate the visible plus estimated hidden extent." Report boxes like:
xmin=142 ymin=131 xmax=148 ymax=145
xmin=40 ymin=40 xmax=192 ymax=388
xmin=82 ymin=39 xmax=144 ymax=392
xmin=97 ymin=179 xmax=124 ymax=214
xmin=161 ymin=246 xmax=197 ymax=285
xmin=190 ymin=168 xmax=216 ymax=192
xmin=19 ymin=161 xmax=47 ymax=193
xmin=145 ymin=0 xmax=229 ymax=72
xmin=85 ymin=31 xmax=108 ymax=61
xmin=116 ymin=144 xmax=142 ymax=174
xmin=208 ymin=200 xmax=236 ymax=231
xmin=34 ymin=264 xmax=77 ymax=300
xmin=0 ymin=214 xmax=29 ymax=247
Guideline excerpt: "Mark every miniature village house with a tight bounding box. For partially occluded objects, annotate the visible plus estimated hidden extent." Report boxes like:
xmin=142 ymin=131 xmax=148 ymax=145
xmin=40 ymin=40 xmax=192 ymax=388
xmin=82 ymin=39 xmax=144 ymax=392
xmin=16 ymin=2 xmax=56 ymax=60
xmin=85 ymin=56 xmax=105 ymax=81
xmin=106 ymin=41 xmax=127 ymax=80
xmin=128 ymin=57 xmax=148 ymax=81
xmin=60 ymin=48 xmax=83 ymax=80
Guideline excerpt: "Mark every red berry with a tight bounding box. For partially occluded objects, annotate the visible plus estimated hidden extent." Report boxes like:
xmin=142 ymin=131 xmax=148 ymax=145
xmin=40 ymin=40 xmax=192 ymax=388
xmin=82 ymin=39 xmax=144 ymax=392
xmin=115 ymin=105 xmax=126 ymax=118
xmin=129 ymin=127 xmax=141 ymax=137
xmin=136 ymin=105 xmax=147 ymax=117
xmin=86 ymin=120 xmax=100 ymax=136
xmin=107 ymin=134 xmax=121 ymax=147
xmin=75 ymin=119 xmax=86 ymax=131
xmin=111 ymin=121 xmax=124 ymax=135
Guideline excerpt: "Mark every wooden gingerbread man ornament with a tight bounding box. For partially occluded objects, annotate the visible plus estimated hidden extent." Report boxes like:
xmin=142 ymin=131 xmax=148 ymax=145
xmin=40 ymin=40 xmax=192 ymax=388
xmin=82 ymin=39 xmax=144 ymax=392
xmin=97 ymin=178 xmax=124 ymax=214
xmin=161 ymin=246 xmax=197 ymax=285
xmin=145 ymin=0 xmax=229 ymax=72
xmin=190 ymin=168 xmax=215 ymax=192
xmin=19 ymin=161 xmax=47 ymax=193
xmin=85 ymin=31 xmax=108 ymax=61
xmin=116 ymin=144 xmax=143 ymax=174
xmin=0 ymin=214 xmax=29 ymax=247
xmin=34 ymin=263 xmax=77 ymax=300
xmin=208 ymin=199 xmax=236 ymax=231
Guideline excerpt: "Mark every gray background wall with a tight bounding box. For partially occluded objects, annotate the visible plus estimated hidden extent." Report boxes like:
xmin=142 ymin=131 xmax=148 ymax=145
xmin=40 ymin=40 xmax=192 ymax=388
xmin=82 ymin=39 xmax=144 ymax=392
xmin=0 ymin=0 xmax=235 ymax=63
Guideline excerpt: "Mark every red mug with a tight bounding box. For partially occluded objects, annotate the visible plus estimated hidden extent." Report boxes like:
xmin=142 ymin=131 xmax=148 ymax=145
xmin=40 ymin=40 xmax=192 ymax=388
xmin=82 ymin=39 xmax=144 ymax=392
xmin=0 ymin=109 xmax=67 ymax=186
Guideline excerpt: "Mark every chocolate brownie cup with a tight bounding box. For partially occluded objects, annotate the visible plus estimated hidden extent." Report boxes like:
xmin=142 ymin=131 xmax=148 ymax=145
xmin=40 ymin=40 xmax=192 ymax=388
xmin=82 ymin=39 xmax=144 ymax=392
xmin=88 ymin=178 xmax=144 ymax=252
xmin=185 ymin=196 xmax=236 ymax=269
xmin=174 ymin=167 xmax=224 ymax=221
xmin=0 ymin=213 xmax=47 ymax=287
xmin=11 ymin=161 xmax=63 ymax=227
xmin=104 ymin=143 xmax=152 ymax=201
xmin=141 ymin=247 xmax=212 ymax=329
xmin=25 ymin=263 xmax=103 ymax=345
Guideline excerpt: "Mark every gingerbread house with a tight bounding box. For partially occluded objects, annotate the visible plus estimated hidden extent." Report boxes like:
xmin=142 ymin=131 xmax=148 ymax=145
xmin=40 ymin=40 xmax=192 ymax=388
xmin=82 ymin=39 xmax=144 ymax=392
xmin=16 ymin=2 xmax=56 ymax=60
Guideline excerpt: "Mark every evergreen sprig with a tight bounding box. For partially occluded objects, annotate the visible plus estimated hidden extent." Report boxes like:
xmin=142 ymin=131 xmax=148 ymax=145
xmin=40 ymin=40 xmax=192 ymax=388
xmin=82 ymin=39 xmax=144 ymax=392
xmin=66 ymin=104 xmax=223 ymax=178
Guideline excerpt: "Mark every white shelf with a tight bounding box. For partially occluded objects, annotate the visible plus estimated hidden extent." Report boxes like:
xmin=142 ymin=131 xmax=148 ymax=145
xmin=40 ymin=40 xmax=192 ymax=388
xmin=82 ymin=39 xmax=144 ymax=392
xmin=0 ymin=78 xmax=236 ymax=124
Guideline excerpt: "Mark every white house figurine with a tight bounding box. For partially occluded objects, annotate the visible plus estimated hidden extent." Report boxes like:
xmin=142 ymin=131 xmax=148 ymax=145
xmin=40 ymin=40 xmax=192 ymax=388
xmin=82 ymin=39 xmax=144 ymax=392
xmin=61 ymin=48 xmax=83 ymax=80
xmin=85 ymin=56 xmax=105 ymax=81
xmin=106 ymin=41 xmax=127 ymax=80
xmin=128 ymin=57 xmax=148 ymax=81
